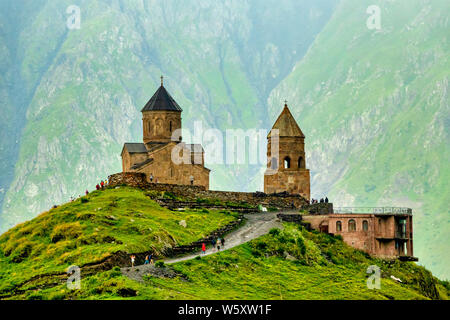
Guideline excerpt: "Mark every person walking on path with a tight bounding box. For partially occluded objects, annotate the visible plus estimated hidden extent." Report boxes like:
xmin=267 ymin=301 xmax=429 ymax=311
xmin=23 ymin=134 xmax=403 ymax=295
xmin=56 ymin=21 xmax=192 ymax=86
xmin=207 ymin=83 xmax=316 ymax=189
xmin=149 ymin=254 xmax=154 ymax=265
xmin=130 ymin=255 xmax=136 ymax=268
xmin=211 ymin=238 xmax=217 ymax=251
xmin=216 ymin=237 xmax=221 ymax=251
xmin=221 ymin=237 xmax=225 ymax=249
xmin=150 ymin=174 xmax=154 ymax=183
xmin=96 ymin=184 xmax=100 ymax=190
xmin=201 ymin=242 xmax=206 ymax=255
xmin=144 ymin=255 xmax=150 ymax=265
xmin=101 ymin=180 xmax=105 ymax=189
xmin=325 ymin=197 xmax=329 ymax=203
xmin=85 ymin=190 xmax=89 ymax=196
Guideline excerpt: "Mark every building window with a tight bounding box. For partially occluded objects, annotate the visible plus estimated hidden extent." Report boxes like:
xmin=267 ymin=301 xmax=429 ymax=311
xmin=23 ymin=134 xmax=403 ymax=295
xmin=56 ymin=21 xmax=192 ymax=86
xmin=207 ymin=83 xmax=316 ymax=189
xmin=336 ymin=221 xmax=342 ymax=232
xmin=169 ymin=121 xmax=172 ymax=132
xmin=298 ymin=157 xmax=304 ymax=169
xmin=284 ymin=157 xmax=291 ymax=169
xmin=348 ymin=219 xmax=356 ymax=232
xmin=271 ymin=157 xmax=278 ymax=170
xmin=363 ymin=220 xmax=369 ymax=231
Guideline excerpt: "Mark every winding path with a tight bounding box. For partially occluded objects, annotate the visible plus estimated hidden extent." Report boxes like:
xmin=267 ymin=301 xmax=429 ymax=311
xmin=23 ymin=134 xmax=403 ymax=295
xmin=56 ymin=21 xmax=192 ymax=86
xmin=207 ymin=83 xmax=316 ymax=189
xmin=121 ymin=212 xmax=287 ymax=280
xmin=165 ymin=211 xmax=282 ymax=264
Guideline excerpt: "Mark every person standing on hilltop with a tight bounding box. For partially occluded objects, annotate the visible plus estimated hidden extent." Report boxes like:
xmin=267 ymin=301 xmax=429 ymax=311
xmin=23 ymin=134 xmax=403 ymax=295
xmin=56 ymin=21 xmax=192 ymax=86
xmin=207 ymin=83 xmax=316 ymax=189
xmin=221 ymin=237 xmax=225 ymax=249
xmin=150 ymin=174 xmax=154 ymax=183
xmin=85 ymin=190 xmax=89 ymax=196
xmin=96 ymin=184 xmax=100 ymax=190
xmin=131 ymin=255 xmax=136 ymax=268
xmin=101 ymin=180 xmax=105 ymax=189
xmin=325 ymin=197 xmax=329 ymax=203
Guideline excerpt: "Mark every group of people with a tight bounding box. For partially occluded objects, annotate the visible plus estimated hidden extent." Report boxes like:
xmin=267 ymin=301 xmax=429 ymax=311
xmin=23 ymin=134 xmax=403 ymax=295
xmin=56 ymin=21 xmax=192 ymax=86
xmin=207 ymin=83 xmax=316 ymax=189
xmin=67 ymin=179 xmax=108 ymax=203
xmin=311 ymin=197 xmax=329 ymax=204
xmin=129 ymin=237 xmax=228 ymax=267
xmin=96 ymin=180 xmax=108 ymax=190
xmin=201 ymin=237 xmax=226 ymax=255
xmin=130 ymin=254 xmax=154 ymax=267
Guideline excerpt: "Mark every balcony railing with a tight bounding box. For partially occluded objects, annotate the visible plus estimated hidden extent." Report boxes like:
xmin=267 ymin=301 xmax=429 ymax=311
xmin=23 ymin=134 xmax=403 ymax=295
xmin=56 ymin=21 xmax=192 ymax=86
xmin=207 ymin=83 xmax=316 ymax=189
xmin=333 ymin=207 xmax=412 ymax=215
xmin=395 ymin=231 xmax=408 ymax=239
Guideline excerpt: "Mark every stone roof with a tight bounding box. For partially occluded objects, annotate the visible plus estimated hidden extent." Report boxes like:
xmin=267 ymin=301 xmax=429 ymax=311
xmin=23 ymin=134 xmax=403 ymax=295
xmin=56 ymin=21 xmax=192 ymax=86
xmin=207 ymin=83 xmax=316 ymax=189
xmin=141 ymin=85 xmax=183 ymax=112
xmin=131 ymin=158 xmax=154 ymax=170
xmin=268 ymin=104 xmax=304 ymax=138
xmin=123 ymin=143 xmax=147 ymax=154
xmin=146 ymin=142 xmax=169 ymax=153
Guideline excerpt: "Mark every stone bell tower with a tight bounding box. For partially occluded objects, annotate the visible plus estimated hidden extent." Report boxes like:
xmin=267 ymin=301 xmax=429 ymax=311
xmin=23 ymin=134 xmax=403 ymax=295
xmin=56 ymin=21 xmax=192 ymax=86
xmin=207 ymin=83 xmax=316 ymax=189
xmin=142 ymin=76 xmax=182 ymax=145
xmin=264 ymin=102 xmax=310 ymax=201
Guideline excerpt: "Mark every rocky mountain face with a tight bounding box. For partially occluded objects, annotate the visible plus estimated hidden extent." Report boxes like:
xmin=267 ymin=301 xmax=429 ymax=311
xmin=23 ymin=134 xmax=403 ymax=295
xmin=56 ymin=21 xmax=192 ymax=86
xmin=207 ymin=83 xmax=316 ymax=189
xmin=0 ymin=0 xmax=337 ymax=227
xmin=269 ymin=0 xmax=449 ymax=279
xmin=0 ymin=0 xmax=448 ymax=280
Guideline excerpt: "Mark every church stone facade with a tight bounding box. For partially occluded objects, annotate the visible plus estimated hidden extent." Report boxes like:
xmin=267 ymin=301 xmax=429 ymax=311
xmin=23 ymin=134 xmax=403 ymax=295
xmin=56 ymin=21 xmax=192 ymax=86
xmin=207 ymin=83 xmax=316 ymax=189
xmin=121 ymin=81 xmax=210 ymax=189
xmin=264 ymin=103 xmax=311 ymax=201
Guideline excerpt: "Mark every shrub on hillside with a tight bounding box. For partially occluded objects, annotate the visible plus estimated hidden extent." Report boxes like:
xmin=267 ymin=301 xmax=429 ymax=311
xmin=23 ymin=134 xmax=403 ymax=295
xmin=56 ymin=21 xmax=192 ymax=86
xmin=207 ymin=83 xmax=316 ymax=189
xmin=50 ymin=222 xmax=83 ymax=243
xmin=10 ymin=240 xmax=34 ymax=263
xmin=269 ymin=228 xmax=280 ymax=236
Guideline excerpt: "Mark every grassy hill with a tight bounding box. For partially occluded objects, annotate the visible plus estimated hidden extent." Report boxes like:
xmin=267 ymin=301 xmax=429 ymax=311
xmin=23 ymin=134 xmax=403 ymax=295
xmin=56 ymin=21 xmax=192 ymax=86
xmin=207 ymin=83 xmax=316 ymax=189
xmin=0 ymin=187 xmax=448 ymax=300
xmin=0 ymin=187 xmax=238 ymax=296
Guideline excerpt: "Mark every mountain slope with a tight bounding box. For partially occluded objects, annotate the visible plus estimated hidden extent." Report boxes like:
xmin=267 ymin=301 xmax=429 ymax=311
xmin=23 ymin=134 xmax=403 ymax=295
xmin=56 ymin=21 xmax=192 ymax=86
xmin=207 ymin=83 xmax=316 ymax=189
xmin=0 ymin=0 xmax=338 ymax=232
xmin=268 ymin=0 xmax=449 ymax=279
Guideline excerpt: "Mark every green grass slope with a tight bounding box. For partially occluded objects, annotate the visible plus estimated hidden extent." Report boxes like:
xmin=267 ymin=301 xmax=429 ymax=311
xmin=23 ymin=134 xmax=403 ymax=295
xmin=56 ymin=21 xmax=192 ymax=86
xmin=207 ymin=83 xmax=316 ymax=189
xmin=4 ymin=224 xmax=449 ymax=300
xmin=269 ymin=0 xmax=449 ymax=280
xmin=0 ymin=187 xmax=237 ymax=295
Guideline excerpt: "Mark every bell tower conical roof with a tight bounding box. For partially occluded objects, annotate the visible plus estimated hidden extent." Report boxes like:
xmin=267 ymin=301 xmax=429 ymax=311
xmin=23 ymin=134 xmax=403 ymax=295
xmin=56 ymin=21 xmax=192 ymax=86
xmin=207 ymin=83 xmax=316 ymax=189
xmin=268 ymin=103 xmax=304 ymax=138
xmin=141 ymin=77 xmax=183 ymax=112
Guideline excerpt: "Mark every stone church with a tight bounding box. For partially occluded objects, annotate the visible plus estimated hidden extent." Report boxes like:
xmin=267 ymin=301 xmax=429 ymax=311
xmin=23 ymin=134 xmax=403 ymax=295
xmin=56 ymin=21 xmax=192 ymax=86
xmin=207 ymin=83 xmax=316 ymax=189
xmin=121 ymin=79 xmax=210 ymax=188
xmin=264 ymin=103 xmax=311 ymax=201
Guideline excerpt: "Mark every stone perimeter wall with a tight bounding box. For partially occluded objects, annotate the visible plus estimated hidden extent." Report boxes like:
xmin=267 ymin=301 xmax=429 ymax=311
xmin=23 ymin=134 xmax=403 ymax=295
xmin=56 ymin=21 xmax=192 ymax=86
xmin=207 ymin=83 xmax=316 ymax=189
xmin=108 ymin=172 xmax=308 ymax=209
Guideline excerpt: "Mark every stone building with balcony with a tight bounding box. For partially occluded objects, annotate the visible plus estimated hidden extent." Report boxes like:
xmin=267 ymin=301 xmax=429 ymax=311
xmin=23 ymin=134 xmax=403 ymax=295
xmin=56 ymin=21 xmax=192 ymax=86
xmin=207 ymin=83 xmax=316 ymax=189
xmin=302 ymin=207 xmax=417 ymax=261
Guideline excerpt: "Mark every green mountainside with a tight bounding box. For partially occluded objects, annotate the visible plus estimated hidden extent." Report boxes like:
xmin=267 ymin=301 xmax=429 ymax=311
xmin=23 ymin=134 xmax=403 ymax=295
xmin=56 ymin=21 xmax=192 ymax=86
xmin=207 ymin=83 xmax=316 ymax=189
xmin=0 ymin=0 xmax=337 ymax=230
xmin=0 ymin=187 xmax=448 ymax=300
xmin=269 ymin=0 xmax=449 ymax=280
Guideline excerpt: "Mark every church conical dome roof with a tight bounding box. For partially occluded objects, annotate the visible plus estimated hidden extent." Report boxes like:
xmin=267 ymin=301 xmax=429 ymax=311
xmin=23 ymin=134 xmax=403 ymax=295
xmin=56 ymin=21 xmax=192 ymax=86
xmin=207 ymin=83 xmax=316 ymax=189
xmin=141 ymin=81 xmax=183 ymax=112
xmin=268 ymin=103 xmax=304 ymax=138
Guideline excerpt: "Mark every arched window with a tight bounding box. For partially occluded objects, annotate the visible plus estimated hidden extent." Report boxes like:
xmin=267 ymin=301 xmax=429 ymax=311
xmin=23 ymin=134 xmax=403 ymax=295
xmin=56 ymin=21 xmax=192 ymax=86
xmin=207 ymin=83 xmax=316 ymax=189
xmin=336 ymin=221 xmax=342 ymax=232
xmin=298 ymin=157 xmax=304 ymax=169
xmin=348 ymin=219 xmax=356 ymax=232
xmin=363 ymin=220 xmax=369 ymax=231
xmin=169 ymin=121 xmax=172 ymax=132
xmin=284 ymin=157 xmax=291 ymax=169
xmin=270 ymin=157 xmax=278 ymax=170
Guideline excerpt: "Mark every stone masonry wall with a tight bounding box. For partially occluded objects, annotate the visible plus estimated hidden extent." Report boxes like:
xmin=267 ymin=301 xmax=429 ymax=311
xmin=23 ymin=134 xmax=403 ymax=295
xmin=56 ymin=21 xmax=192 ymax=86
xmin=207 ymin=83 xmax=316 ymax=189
xmin=108 ymin=172 xmax=308 ymax=209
